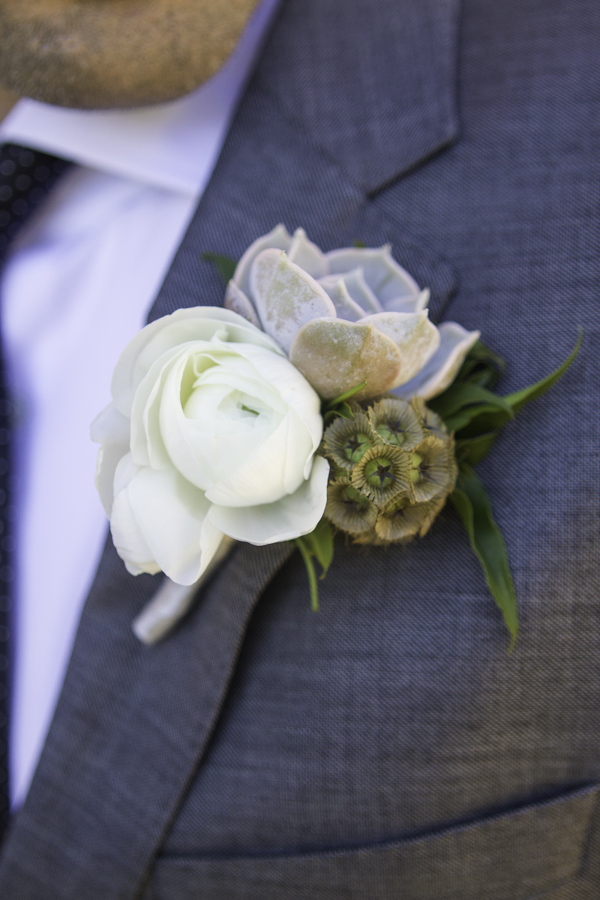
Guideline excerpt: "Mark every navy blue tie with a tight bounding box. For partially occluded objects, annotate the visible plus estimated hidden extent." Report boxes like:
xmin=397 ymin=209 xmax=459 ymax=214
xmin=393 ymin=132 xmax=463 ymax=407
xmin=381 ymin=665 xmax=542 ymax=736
xmin=0 ymin=143 xmax=71 ymax=836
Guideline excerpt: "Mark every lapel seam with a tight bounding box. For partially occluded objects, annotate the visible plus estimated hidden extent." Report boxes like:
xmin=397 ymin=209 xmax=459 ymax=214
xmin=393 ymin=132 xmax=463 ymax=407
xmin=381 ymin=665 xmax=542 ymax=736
xmin=253 ymin=0 xmax=461 ymax=194
xmin=135 ymin=542 xmax=296 ymax=897
xmin=255 ymin=83 xmax=369 ymax=200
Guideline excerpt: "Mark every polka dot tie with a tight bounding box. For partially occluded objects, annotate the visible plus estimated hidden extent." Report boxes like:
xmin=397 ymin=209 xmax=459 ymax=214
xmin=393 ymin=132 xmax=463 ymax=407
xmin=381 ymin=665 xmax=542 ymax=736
xmin=0 ymin=143 xmax=71 ymax=837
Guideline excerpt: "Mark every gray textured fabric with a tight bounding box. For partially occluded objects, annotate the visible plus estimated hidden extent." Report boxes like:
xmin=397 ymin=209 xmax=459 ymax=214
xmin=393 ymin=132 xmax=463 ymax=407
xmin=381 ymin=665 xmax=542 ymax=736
xmin=0 ymin=538 xmax=294 ymax=898
xmin=0 ymin=0 xmax=599 ymax=896
xmin=144 ymin=785 xmax=598 ymax=900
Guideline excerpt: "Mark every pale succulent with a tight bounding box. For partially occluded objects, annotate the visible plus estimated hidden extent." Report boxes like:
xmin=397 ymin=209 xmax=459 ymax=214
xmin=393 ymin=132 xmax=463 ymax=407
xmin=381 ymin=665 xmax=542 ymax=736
xmin=225 ymin=225 xmax=480 ymax=402
xmin=322 ymin=398 xmax=457 ymax=544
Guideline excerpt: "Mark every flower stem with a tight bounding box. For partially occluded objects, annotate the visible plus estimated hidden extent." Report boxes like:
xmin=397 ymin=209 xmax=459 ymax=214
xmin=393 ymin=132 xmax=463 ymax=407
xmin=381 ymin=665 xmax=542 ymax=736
xmin=294 ymin=537 xmax=320 ymax=612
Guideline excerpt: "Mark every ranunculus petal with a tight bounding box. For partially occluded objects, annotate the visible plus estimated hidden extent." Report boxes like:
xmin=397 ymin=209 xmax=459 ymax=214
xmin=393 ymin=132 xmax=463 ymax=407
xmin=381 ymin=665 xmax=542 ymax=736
xmin=205 ymin=407 xmax=314 ymax=507
xmin=233 ymin=223 xmax=292 ymax=296
xmin=125 ymin=465 xmax=225 ymax=585
xmin=287 ymin=227 xmax=328 ymax=278
xmin=219 ymin=343 xmax=324 ymax=457
xmin=289 ymin=317 xmax=402 ymax=401
xmin=224 ymin=281 xmax=261 ymax=327
xmin=393 ymin=322 xmax=481 ymax=400
xmin=110 ymin=454 xmax=160 ymax=576
xmin=112 ymin=307 xmax=280 ymax=415
xmin=95 ymin=443 xmax=128 ymax=517
xmin=91 ymin=405 xmax=131 ymax=515
xmin=360 ymin=311 xmax=440 ymax=387
xmin=157 ymin=341 xmax=321 ymax=492
xmin=157 ymin=350 xmax=261 ymax=490
xmin=130 ymin=346 xmax=187 ymax=469
xmin=208 ymin=455 xmax=330 ymax=545
xmin=326 ymin=245 xmax=420 ymax=304
xmin=90 ymin=403 xmax=130 ymax=446
xmin=250 ymin=249 xmax=336 ymax=352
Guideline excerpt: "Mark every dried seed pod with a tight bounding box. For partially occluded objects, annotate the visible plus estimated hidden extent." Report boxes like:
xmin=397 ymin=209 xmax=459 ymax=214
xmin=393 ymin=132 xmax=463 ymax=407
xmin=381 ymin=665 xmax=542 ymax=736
xmin=368 ymin=397 xmax=424 ymax=450
xmin=323 ymin=409 xmax=377 ymax=470
xmin=412 ymin=397 xmax=448 ymax=440
xmin=410 ymin=435 xmax=457 ymax=503
xmin=325 ymin=477 xmax=379 ymax=534
xmin=375 ymin=496 xmax=445 ymax=542
xmin=322 ymin=397 xmax=457 ymax=547
xmin=351 ymin=444 xmax=413 ymax=505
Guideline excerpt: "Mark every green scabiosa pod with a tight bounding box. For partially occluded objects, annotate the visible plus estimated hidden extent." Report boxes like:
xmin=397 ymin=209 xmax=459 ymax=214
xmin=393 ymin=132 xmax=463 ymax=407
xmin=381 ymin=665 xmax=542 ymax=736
xmin=322 ymin=398 xmax=457 ymax=544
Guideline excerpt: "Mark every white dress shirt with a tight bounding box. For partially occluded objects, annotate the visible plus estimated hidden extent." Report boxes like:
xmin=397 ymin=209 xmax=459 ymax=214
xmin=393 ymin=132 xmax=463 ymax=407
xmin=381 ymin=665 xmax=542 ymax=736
xmin=0 ymin=0 xmax=279 ymax=809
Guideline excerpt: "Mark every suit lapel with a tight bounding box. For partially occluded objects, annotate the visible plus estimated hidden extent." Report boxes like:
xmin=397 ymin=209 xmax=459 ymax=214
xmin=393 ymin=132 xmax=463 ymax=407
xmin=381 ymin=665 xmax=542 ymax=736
xmin=0 ymin=538 xmax=295 ymax=899
xmin=255 ymin=0 xmax=461 ymax=193
xmin=149 ymin=0 xmax=460 ymax=325
xmin=0 ymin=0 xmax=461 ymax=896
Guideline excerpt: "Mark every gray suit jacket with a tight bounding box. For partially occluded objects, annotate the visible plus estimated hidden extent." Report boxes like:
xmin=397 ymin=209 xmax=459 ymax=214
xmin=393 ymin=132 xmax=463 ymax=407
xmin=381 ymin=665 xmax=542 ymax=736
xmin=0 ymin=0 xmax=599 ymax=896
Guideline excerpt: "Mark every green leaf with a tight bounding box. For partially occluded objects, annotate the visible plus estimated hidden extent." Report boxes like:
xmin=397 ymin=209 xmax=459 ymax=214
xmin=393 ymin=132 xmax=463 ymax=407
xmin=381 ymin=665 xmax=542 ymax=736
xmin=202 ymin=252 xmax=237 ymax=284
xmin=431 ymin=382 xmax=513 ymax=420
xmin=327 ymin=381 xmax=367 ymax=409
xmin=453 ymin=340 xmax=505 ymax=389
xmin=464 ymin=369 xmax=496 ymax=388
xmin=454 ymin=410 xmax=511 ymax=440
xmin=503 ymin=332 xmax=582 ymax=415
xmin=335 ymin=402 xmax=356 ymax=420
xmin=294 ymin=538 xmax=320 ymax=611
xmin=323 ymin=401 xmax=356 ymax=425
xmin=450 ymin=465 xmax=518 ymax=649
xmin=293 ymin=520 xmax=336 ymax=611
xmin=430 ymin=382 xmax=514 ymax=435
xmin=465 ymin=340 xmax=506 ymax=371
xmin=455 ymin=432 xmax=500 ymax=467
xmin=353 ymin=239 xmax=366 ymax=248
xmin=303 ymin=519 xmax=335 ymax=578
xmin=443 ymin=404 xmax=512 ymax=435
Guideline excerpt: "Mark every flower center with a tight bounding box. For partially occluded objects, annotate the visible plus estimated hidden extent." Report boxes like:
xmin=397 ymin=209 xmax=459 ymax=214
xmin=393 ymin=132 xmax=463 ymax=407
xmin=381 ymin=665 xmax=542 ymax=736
xmin=364 ymin=456 xmax=394 ymax=489
xmin=375 ymin=417 xmax=409 ymax=446
xmin=344 ymin=431 xmax=372 ymax=464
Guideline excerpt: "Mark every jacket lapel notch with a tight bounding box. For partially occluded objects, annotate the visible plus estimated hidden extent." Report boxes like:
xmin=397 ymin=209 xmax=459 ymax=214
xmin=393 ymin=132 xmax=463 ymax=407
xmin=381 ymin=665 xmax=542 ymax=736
xmin=255 ymin=0 xmax=461 ymax=194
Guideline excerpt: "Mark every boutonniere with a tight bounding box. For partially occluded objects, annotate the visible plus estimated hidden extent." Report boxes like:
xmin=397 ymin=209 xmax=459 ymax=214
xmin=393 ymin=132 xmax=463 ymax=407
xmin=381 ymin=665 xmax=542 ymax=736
xmin=92 ymin=226 xmax=578 ymax=648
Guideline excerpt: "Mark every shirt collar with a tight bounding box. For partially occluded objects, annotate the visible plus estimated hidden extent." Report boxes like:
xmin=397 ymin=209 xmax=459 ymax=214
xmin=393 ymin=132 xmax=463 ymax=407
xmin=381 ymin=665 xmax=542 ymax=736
xmin=0 ymin=0 xmax=280 ymax=197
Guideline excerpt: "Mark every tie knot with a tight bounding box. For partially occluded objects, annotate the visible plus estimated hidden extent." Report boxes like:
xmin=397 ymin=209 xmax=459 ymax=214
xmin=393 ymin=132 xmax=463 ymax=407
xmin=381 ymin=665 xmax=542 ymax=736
xmin=0 ymin=143 xmax=71 ymax=261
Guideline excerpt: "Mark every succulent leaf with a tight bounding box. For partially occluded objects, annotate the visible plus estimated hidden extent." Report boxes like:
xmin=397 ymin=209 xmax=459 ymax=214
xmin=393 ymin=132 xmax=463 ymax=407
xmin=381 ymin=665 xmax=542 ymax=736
xmin=224 ymin=281 xmax=260 ymax=327
xmin=394 ymin=322 xmax=481 ymax=400
xmin=287 ymin=227 xmax=328 ymax=279
xmin=250 ymin=250 xmax=336 ymax=352
xmin=326 ymin=245 xmax=420 ymax=303
xmin=384 ymin=288 xmax=431 ymax=315
xmin=335 ymin=268 xmax=382 ymax=314
xmin=289 ymin=318 xmax=402 ymax=401
xmin=233 ymin=224 xmax=292 ymax=296
xmin=360 ymin=311 xmax=440 ymax=387
xmin=317 ymin=275 xmax=367 ymax=321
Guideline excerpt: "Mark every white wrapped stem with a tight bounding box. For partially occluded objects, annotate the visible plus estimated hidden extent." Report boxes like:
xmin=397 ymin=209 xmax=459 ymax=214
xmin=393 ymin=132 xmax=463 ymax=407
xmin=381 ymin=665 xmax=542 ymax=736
xmin=132 ymin=536 xmax=236 ymax=644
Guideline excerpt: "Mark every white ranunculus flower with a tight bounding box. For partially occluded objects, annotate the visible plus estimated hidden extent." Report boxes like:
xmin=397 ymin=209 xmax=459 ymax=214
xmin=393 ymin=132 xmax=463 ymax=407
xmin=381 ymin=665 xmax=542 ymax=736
xmin=225 ymin=225 xmax=480 ymax=402
xmin=92 ymin=307 xmax=329 ymax=585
